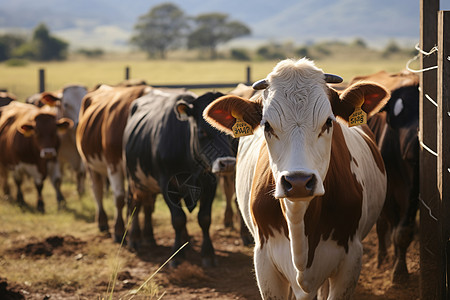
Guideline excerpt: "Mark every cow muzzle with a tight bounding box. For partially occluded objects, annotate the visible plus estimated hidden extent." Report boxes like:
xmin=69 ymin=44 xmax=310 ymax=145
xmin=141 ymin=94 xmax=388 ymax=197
xmin=275 ymin=171 xmax=324 ymax=200
xmin=40 ymin=148 xmax=57 ymax=159
xmin=212 ymin=157 xmax=236 ymax=175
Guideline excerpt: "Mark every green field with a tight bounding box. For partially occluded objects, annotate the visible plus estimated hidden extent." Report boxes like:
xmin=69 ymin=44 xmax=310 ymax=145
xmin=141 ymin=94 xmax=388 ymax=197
xmin=1 ymin=53 xmax=417 ymax=101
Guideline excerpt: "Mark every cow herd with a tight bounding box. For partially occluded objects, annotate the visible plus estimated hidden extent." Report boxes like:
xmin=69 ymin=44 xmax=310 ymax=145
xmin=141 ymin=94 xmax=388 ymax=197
xmin=0 ymin=58 xmax=420 ymax=299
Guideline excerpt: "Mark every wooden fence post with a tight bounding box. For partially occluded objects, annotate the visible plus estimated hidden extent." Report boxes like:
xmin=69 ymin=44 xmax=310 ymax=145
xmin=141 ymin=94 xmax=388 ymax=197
xmin=437 ymin=10 xmax=450 ymax=299
xmin=246 ymin=66 xmax=251 ymax=85
xmin=39 ymin=69 xmax=45 ymax=93
xmin=419 ymin=0 xmax=440 ymax=298
xmin=125 ymin=66 xmax=130 ymax=80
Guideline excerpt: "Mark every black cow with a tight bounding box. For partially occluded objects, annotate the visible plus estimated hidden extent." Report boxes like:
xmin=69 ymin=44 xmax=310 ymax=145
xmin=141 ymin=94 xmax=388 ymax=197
xmin=123 ymin=89 xmax=235 ymax=267
xmin=352 ymin=70 xmax=419 ymax=283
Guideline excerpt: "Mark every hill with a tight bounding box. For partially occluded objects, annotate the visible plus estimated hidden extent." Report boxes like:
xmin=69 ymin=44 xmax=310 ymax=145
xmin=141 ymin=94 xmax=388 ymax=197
xmin=1 ymin=0 xmax=448 ymax=51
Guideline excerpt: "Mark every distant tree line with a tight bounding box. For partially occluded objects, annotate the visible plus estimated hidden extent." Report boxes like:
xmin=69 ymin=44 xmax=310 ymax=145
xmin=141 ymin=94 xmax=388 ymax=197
xmin=130 ymin=2 xmax=251 ymax=59
xmin=0 ymin=23 xmax=67 ymax=62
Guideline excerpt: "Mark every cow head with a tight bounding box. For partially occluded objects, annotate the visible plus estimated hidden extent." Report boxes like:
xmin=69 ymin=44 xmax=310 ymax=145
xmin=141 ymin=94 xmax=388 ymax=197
xmin=380 ymin=76 xmax=419 ymax=164
xmin=61 ymin=85 xmax=87 ymax=126
xmin=18 ymin=112 xmax=73 ymax=159
xmin=175 ymin=92 xmax=237 ymax=173
xmin=204 ymin=58 xmax=389 ymax=201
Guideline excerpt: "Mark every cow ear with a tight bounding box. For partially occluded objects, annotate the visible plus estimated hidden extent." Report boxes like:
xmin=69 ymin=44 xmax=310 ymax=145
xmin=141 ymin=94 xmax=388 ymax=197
xmin=331 ymin=82 xmax=390 ymax=122
xmin=18 ymin=123 xmax=35 ymax=137
xmin=203 ymin=95 xmax=262 ymax=136
xmin=56 ymin=118 xmax=74 ymax=134
xmin=175 ymin=100 xmax=193 ymax=121
xmin=41 ymin=93 xmax=61 ymax=107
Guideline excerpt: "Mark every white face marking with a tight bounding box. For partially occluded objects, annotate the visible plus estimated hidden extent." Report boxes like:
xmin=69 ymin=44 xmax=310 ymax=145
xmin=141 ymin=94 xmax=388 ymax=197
xmin=261 ymin=59 xmax=334 ymax=199
xmin=393 ymin=98 xmax=404 ymax=117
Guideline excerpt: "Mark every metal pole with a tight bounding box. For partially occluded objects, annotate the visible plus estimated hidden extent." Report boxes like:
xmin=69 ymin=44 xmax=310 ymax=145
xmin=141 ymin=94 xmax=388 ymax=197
xmin=39 ymin=69 xmax=45 ymax=93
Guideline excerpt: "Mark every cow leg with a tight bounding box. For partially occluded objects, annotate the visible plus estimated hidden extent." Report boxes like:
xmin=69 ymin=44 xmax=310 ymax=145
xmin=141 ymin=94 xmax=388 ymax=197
xmin=143 ymin=195 xmax=157 ymax=247
xmin=107 ymin=168 xmax=126 ymax=243
xmin=128 ymin=197 xmax=142 ymax=251
xmin=35 ymin=182 xmax=45 ymax=213
xmin=12 ymin=171 xmax=25 ymax=206
xmin=392 ymin=168 xmax=419 ymax=283
xmin=163 ymin=193 xmax=189 ymax=267
xmin=254 ymin=246 xmax=292 ymax=299
xmin=0 ymin=167 xmax=10 ymax=197
xmin=197 ymin=175 xmax=218 ymax=267
xmin=328 ymin=242 xmax=363 ymax=300
xmin=47 ymin=160 xmax=66 ymax=210
xmin=220 ymin=175 xmax=234 ymax=228
xmin=376 ymin=212 xmax=390 ymax=267
xmin=76 ymin=161 xmax=87 ymax=196
xmin=89 ymin=169 xmax=109 ymax=234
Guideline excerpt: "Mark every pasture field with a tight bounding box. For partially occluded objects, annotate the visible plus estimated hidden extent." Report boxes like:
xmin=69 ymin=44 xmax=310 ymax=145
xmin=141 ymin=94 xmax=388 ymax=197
xmin=0 ymin=54 xmax=421 ymax=299
xmin=0 ymin=53 xmax=416 ymax=101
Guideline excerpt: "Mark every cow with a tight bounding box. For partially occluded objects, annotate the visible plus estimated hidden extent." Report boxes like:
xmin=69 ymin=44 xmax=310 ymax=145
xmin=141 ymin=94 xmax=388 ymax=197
xmin=76 ymin=83 xmax=152 ymax=242
xmin=349 ymin=70 xmax=420 ymax=283
xmin=123 ymin=89 xmax=236 ymax=267
xmin=0 ymin=101 xmax=73 ymax=212
xmin=203 ymin=58 xmax=390 ymax=299
xmin=0 ymin=92 xmax=15 ymax=108
xmin=27 ymin=85 xmax=88 ymax=196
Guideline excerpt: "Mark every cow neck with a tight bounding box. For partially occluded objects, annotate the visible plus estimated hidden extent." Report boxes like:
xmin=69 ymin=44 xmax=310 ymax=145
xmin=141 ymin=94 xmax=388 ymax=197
xmin=250 ymin=140 xmax=289 ymax=247
xmin=186 ymin=118 xmax=209 ymax=175
xmin=283 ymin=123 xmax=364 ymax=274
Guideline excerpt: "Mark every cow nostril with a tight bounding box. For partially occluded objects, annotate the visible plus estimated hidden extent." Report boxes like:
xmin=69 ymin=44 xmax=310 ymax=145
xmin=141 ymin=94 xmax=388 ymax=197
xmin=281 ymin=175 xmax=293 ymax=191
xmin=305 ymin=175 xmax=316 ymax=191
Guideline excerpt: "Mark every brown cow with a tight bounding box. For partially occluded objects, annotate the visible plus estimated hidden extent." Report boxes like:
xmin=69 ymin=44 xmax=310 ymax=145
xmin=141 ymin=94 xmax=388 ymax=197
xmin=0 ymin=102 xmax=73 ymax=212
xmin=26 ymin=85 xmax=88 ymax=196
xmin=76 ymin=84 xmax=151 ymax=242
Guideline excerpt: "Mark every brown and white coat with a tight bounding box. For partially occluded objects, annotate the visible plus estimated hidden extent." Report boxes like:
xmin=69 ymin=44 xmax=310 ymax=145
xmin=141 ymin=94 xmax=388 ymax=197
xmin=204 ymin=58 xmax=389 ymax=299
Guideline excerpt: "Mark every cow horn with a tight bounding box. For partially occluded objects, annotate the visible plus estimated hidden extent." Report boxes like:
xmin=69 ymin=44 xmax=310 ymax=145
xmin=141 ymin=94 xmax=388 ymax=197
xmin=324 ymin=74 xmax=343 ymax=84
xmin=252 ymin=79 xmax=269 ymax=90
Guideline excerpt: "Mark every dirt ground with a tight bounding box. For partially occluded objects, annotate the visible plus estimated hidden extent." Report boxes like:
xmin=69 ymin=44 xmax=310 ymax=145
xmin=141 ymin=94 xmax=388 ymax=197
xmin=0 ymin=219 xmax=420 ymax=300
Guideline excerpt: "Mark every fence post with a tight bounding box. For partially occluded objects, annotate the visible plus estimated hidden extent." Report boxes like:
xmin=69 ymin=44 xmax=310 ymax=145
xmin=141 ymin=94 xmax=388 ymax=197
xmin=246 ymin=66 xmax=251 ymax=85
xmin=437 ymin=10 xmax=450 ymax=299
xmin=125 ymin=66 xmax=130 ymax=80
xmin=419 ymin=0 xmax=440 ymax=299
xmin=39 ymin=69 xmax=45 ymax=93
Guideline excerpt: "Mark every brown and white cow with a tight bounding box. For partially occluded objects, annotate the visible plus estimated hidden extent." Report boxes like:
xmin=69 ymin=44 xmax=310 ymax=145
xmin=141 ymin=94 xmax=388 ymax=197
xmin=349 ymin=70 xmax=420 ymax=283
xmin=0 ymin=101 xmax=73 ymax=212
xmin=27 ymin=85 xmax=88 ymax=196
xmin=76 ymin=84 xmax=151 ymax=242
xmin=204 ymin=58 xmax=389 ymax=299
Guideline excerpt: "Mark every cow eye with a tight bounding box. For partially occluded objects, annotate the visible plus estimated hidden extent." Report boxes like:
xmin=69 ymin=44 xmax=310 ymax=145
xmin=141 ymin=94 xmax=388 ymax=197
xmin=319 ymin=117 xmax=333 ymax=137
xmin=264 ymin=121 xmax=277 ymax=138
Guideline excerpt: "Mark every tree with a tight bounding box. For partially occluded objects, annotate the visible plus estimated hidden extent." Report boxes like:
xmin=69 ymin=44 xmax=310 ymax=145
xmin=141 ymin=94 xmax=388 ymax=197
xmin=14 ymin=23 xmax=68 ymax=61
xmin=130 ymin=3 xmax=187 ymax=59
xmin=0 ymin=33 xmax=26 ymax=61
xmin=188 ymin=13 xmax=251 ymax=59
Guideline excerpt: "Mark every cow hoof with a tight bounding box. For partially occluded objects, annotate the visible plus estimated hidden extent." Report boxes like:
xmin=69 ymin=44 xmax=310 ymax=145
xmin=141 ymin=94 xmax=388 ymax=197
xmin=142 ymin=238 xmax=157 ymax=248
xmin=392 ymin=261 xmax=409 ymax=284
xmin=37 ymin=204 xmax=45 ymax=213
xmin=115 ymin=234 xmax=126 ymax=245
xmin=128 ymin=240 xmax=140 ymax=252
xmin=169 ymin=259 xmax=182 ymax=268
xmin=201 ymin=256 xmax=218 ymax=268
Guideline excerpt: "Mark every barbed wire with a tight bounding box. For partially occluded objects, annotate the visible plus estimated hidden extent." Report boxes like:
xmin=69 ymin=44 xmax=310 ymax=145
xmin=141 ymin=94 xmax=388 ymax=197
xmin=406 ymin=43 xmax=439 ymax=73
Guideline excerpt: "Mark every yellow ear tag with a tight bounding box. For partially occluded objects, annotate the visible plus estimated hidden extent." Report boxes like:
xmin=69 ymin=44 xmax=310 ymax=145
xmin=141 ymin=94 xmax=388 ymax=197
xmin=348 ymin=106 xmax=367 ymax=127
xmin=231 ymin=112 xmax=253 ymax=138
